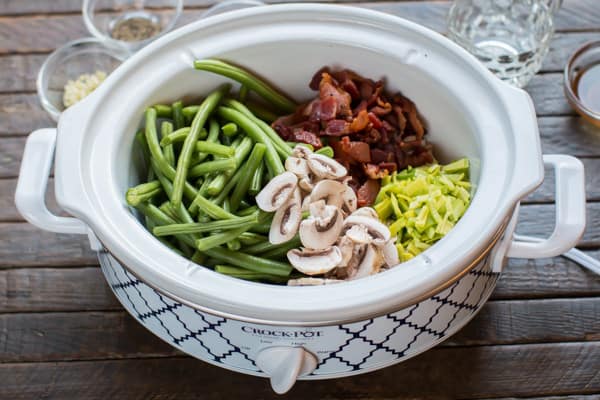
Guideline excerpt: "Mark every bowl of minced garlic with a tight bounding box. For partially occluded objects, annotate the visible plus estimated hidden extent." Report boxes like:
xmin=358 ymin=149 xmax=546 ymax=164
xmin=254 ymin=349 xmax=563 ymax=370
xmin=37 ymin=38 xmax=127 ymax=121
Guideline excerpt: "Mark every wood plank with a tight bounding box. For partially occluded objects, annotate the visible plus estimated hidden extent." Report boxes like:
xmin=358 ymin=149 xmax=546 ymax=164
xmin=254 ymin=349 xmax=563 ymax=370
xmin=0 ymin=311 xmax=179 ymax=362
xmin=525 ymin=158 xmax=600 ymax=203
xmin=543 ymin=32 xmax=600 ymax=73
xmin=0 ymin=223 xmax=97 ymax=267
xmin=0 ymin=94 xmax=53 ymax=135
xmin=0 ymin=267 xmax=119 ymax=312
xmin=0 ymin=178 xmax=62 ymax=222
xmin=2 ymin=1 xmax=599 ymax=54
xmin=496 ymin=249 xmax=600 ymax=300
xmin=486 ymin=396 xmax=600 ymax=400
xmin=527 ymin=73 xmax=572 ymax=116
xmin=539 ymin=116 xmax=600 ymax=157
xmin=1 ymin=297 xmax=598 ymax=363
xmin=515 ymin=202 xmax=600 ymax=248
xmin=0 ymin=54 xmax=45 ymax=92
xmin=1 ymin=342 xmax=599 ymax=399
xmin=0 ymin=136 xmax=24 ymax=178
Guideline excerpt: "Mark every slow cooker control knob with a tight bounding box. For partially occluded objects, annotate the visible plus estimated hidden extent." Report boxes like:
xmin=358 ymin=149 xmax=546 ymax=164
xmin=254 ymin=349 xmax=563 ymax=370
xmin=255 ymin=346 xmax=317 ymax=394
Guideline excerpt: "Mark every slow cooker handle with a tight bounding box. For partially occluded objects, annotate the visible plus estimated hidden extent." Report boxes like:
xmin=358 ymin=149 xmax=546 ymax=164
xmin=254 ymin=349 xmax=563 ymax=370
xmin=14 ymin=128 xmax=88 ymax=235
xmin=507 ymin=154 xmax=586 ymax=259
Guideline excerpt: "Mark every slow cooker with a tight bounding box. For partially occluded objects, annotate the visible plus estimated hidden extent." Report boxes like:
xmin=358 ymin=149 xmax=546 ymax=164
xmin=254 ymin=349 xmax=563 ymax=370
xmin=15 ymin=4 xmax=586 ymax=394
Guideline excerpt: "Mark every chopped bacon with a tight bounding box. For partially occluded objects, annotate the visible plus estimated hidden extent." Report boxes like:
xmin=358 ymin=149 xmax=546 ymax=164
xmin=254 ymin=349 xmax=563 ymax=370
xmin=270 ymin=67 xmax=432 ymax=206
xmin=357 ymin=179 xmax=381 ymax=207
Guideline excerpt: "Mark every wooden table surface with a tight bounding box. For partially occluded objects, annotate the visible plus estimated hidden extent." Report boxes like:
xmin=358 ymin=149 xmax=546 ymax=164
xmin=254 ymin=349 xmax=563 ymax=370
xmin=1 ymin=0 xmax=600 ymax=399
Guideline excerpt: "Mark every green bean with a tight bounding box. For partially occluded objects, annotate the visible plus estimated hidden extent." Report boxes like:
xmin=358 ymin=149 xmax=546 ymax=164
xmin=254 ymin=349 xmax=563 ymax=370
xmin=153 ymin=212 xmax=259 ymax=236
xmin=182 ymin=105 xmax=200 ymax=123
xmin=315 ymin=146 xmax=334 ymax=158
xmin=207 ymin=136 xmax=253 ymax=196
xmin=237 ymin=205 xmax=259 ymax=217
xmin=238 ymin=85 xmax=249 ymax=102
xmin=214 ymin=265 xmax=287 ymax=283
xmin=230 ymin=143 xmax=265 ymax=211
xmin=161 ymin=121 xmax=176 ymax=167
xmin=144 ymin=108 xmax=198 ymax=201
xmin=196 ymin=224 xmax=255 ymax=251
xmin=238 ymin=232 xmax=267 ymax=246
xmin=159 ymin=202 xmax=180 ymax=222
xmin=261 ymin=236 xmax=302 ymax=259
xmin=188 ymin=194 xmax=238 ymax=220
xmin=218 ymin=106 xmax=284 ymax=176
xmin=249 ymin=221 xmax=271 ymax=234
xmin=196 ymin=141 xmax=235 ymax=157
xmin=191 ymin=250 xmax=206 ymax=265
xmin=136 ymin=203 xmax=196 ymax=247
xmin=221 ymin=122 xmax=238 ymax=137
xmin=151 ymin=158 xmax=197 ymax=224
xmin=248 ymin=160 xmax=264 ymax=196
xmin=194 ymin=59 xmax=296 ymax=113
xmin=223 ymin=99 xmax=291 ymax=158
xmin=153 ymin=104 xmax=172 ymax=118
xmin=197 ymin=120 xmax=221 ymax=163
xmin=246 ymin=102 xmax=278 ymax=124
xmin=222 ymin=198 xmax=231 ymax=213
xmin=188 ymin=158 xmax=236 ymax=178
xmin=226 ymin=239 xmax=241 ymax=251
xmin=126 ymin=180 xmax=162 ymax=206
xmin=171 ymin=84 xmax=230 ymax=209
xmin=203 ymin=247 xmax=293 ymax=277
xmin=160 ymin=127 xmax=192 ymax=146
xmin=172 ymin=101 xmax=185 ymax=130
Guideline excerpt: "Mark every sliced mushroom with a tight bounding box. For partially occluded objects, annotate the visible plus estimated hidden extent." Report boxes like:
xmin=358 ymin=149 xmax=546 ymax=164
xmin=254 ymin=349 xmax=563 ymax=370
xmin=343 ymin=215 xmax=391 ymax=242
xmin=301 ymin=195 xmax=312 ymax=212
xmin=345 ymin=224 xmax=372 ymax=244
xmin=341 ymin=186 xmax=358 ymax=214
xmin=255 ymin=171 xmax=297 ymax=212
xmin=336 ymin=235 xmax=355 ymax=267
xmin=335 ymin=243 xmax=367 ymax=280
xmin=307 ymin=153 xmax=348 ymax=179
xmin=287 ymin=277 xmax=343 ymax=286
xmin=311 ymin=179 xmax=346 ymax=208
xmin=292 ymin=145 xmax=313 ymax=159
xmin=299 ymin=201 xmax=344 ymax=250
xmin=285 ymin=157 xmax=310 ymax=177
xmin=382 ymin=239 xmax=400 ymax=267
xmin=351 ymin=207 xmax=379 ymax=220
xmin=352 ymin=244 xmax=384 ymax=280
xmin=269 ymin=188 xmax=302 ymax=245
xmin=287 ymin=246 xmax=342 ymax=275
xmin=298 ymin=176 xmax=315 ymax=192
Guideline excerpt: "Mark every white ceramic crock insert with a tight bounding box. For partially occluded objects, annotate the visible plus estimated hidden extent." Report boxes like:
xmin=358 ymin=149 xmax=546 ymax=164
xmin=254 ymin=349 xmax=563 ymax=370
xmin=16 ymin=3 xmax=586 ymax=393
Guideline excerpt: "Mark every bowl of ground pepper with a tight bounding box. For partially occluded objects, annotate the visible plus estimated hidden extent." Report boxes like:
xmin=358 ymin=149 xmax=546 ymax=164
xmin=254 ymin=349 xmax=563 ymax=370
xmin=83 ymin=0 xmax=183 ymax=53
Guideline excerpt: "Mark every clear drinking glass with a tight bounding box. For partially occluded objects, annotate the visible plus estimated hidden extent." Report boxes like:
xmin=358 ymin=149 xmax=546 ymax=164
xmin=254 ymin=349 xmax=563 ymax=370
xmin=447 ymin=0 xmax=555 ymax=87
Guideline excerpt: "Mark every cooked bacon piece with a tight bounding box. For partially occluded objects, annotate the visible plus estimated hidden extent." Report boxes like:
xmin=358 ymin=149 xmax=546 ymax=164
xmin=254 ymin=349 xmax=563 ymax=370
xmin=357 ymin=179 xmax=381 ymax=207
xmin=270 ymin=67 xmax=433 ymax=206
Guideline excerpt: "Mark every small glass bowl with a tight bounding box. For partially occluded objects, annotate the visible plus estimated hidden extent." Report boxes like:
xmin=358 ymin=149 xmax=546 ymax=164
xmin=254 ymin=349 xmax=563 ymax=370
xmin=201 ymin=0 xmax=264 ymax=18
xmin=37 ymin=37 xmax=128 ymax=121
xmin=83 ymin=0 xmax=183 ymax=53
xmin=564 ymin=41 xmax=600 ymax=127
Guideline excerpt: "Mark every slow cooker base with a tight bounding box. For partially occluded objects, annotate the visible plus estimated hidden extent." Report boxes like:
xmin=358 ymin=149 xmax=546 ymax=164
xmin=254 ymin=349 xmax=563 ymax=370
xmin=99 ymin=251 xmax=499 ymax=379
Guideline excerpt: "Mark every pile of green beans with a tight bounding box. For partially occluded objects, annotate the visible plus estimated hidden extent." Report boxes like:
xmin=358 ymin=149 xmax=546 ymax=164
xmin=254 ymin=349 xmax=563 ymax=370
xmin=125 ymin=60 xmax=307 ymax=283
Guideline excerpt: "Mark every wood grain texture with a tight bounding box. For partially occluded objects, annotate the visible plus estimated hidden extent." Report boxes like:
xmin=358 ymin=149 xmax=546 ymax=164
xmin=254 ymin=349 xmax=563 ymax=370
xmin=1 ymin=1 xmax=600 ymax=53
xmin=1 ymin=297 xmax=598 ymax=363
xmin=539 ymin=116 xmax=600 ymax=157
xmin=1 ymin=342 xmax=599 ymax=399
xmin=0 ymin=223 xmax=97 ymax=267
xmin=0 ymin=267 xmax=119 ymax=312
xmin=0 ymin=136 xmax=24 ymax=178
xmin=0 ymin=93 xmax=53 ymax=134
xmin=0 ymin=178 xmax=62 ymax=221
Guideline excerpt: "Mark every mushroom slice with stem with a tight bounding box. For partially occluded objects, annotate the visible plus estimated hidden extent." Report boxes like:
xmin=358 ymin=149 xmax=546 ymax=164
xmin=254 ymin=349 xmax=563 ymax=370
xmin=352 ymin=244 xmax=384 ymax=280
xmin=287 ymin=246 xmax=343 ymax=275
xmin=269 ymin=188 xmax=302 ymax=245
xmin=377 ymin=238 xmax=400 ymax=267
xmin=307 ymin=153 xmax=348 ymax=179
xmin=311 ymin=179 xmax=346 ymax=208
xmin=343 ymin=215 xmax=391 ymax=242
xmin=298 ymin=176 xmax=315 ymax=192
xmin=345 ymin=224 xmax=372 ymax=244
xmin=301 ymin=195 xmax=312 ymax=212
xmin=287 ymin=277 xmax=343 ymax=286
xmin=255 ymin=171 xmax=297 ymax=212
xmin=292 ymin=145 xmax=313 ymax=159
xmin=350 ymin=207 xmax=379 ymax=220
xmin=299 ymin=201 xmax=344 ymax=249
xmin=336 ymin=235 xmax=355 ymax=267
xmin=285 ymin=157 xmax=310 ymax=177
xmin=341 ymin=186 xmax=358 ymax=215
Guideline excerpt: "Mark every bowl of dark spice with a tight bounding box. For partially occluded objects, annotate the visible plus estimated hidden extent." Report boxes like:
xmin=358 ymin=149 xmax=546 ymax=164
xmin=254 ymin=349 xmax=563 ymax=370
xmin=83 ymin=0 xmax=183 ymax=53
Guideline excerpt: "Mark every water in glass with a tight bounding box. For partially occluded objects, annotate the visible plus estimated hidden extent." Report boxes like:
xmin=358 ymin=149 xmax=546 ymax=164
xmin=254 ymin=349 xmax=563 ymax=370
xmin=447 ymin=0 xmax=554 ymax=87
